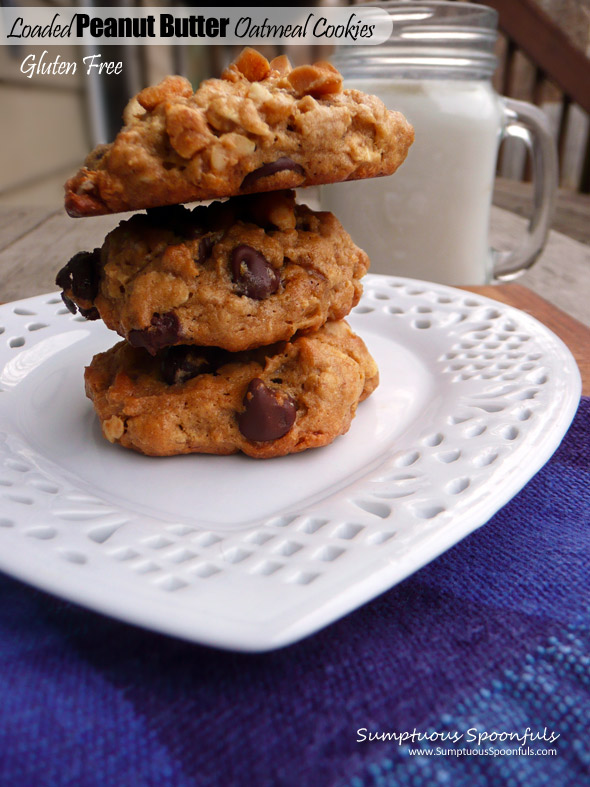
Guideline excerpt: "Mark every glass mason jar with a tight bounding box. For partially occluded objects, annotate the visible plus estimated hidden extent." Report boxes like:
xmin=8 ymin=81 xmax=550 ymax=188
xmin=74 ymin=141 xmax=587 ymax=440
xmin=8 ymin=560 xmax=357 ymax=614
xmin=320 ymin=1 xmax=557 ymax=285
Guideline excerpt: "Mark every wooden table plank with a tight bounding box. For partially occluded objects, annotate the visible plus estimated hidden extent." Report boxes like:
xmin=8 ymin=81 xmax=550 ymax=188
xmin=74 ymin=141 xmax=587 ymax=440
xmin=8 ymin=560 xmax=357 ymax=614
xmin=0 ymin=207 xmax=58 ymax=252
xmin=0 ymin=212 xmax=119 ymax=303
xmin=465 ymin=282 xmax=590 ymax=396
xmin=494 ymin=177 xmax=590 ymax=246
xmin=489 ymin=206 xmax=590 ymax=328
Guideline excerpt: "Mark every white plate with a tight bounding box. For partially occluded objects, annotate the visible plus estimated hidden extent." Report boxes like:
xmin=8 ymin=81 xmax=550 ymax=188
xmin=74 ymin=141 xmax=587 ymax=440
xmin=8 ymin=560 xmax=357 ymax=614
xmin=0 ymin=276 xmax=580 ymax=651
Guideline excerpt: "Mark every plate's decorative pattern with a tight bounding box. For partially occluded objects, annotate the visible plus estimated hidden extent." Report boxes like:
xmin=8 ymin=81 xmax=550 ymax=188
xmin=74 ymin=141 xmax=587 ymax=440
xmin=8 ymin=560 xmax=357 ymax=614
xmin=0 ymin=277 xmax=580 ymax=650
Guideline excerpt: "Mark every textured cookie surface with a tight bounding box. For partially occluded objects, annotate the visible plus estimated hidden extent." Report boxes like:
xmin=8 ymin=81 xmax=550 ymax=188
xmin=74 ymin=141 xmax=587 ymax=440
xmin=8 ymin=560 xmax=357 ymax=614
xmin=85 ymin=320 xmax=379 ymax=459
xmin=57 ymin=192 xmax=369 ymax=353
xmin=65 ymin=48 xmax=414 ymax=217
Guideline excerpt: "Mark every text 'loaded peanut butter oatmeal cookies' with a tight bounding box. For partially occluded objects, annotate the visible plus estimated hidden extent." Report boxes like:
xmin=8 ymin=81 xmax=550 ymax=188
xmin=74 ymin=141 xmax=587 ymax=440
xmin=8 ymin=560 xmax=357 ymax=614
xmin=56 ymin=191 xmax=369 ymax=353
xmin=85 ymin=321 xmax=379 ymax=459
xmin=64 ymin=47 xmax=414 ymax=217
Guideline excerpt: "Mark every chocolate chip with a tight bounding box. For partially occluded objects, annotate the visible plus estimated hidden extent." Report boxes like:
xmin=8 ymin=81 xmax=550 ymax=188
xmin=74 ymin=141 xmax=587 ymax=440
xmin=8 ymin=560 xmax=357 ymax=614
xmin=231 ymin=245 xmax=280 ymax=300
xmin=61 ymin=292 xmax=77 ymax=315
xmin=161 ymin=346 xmax=212 ymax=385
xmin=79 ymin=306 xmax=100 ymax=321
xmin=240 ymin=158 xmax=305 ymax=191
xmin=128 ymin=312 xmax=181 ymax=355
xmin=55 ymin=249 xmax=101 ymax=302
xmin=238 ymin=379 xmax=296 ymax=442
xmin=197 ymin=236 xmax=214 ymax=265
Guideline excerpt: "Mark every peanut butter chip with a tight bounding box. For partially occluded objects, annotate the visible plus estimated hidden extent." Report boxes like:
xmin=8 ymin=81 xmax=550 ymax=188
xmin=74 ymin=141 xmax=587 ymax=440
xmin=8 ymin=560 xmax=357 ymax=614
xmin=233 ymin=48 xmax=271 ymax=82
xmin=269 ymin=54 xmax=292 ymax=76
xmin=137 ymin=75 xmax=193 ymax=111
xmin=287 ymin=63 xmax=343 ymax=97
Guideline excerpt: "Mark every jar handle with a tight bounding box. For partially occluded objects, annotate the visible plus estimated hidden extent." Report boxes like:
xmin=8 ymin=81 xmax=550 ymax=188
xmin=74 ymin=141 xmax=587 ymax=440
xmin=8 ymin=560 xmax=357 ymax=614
xmin=492 ymin=97 xmax=558 ymax=280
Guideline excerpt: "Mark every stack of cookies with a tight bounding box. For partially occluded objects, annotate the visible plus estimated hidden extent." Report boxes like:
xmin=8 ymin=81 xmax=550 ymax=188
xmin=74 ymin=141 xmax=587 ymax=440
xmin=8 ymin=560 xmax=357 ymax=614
xmin=57 ymin=48 xmax=413 ymax=459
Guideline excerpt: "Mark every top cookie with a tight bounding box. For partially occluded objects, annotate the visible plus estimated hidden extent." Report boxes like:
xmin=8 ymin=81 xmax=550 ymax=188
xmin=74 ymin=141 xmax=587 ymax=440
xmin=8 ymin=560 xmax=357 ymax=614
xmin=65 ymin=48 xmax=414 ymax=217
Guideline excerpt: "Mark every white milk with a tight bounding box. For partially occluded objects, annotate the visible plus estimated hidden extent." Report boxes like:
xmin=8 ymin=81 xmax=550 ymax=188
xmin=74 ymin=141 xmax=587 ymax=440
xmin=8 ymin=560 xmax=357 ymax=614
xmin=321 ymin=79 xmax=504 ymax=285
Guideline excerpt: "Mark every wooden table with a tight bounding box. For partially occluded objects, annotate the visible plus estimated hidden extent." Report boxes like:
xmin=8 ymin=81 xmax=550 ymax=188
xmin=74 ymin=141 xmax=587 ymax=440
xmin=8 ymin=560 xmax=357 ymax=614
xmin=493 ymin=177 xmax=590 ymax=247
xmin=0 ymin=204 xmax=588 ymax=395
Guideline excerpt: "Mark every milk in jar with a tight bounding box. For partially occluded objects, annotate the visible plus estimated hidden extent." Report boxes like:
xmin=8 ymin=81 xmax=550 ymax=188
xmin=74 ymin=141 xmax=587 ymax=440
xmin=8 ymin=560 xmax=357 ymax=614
xmin=321 ymin=79 xmax=503 ymax=284
xmin=323 ymin=2 xmax=556 ymax=285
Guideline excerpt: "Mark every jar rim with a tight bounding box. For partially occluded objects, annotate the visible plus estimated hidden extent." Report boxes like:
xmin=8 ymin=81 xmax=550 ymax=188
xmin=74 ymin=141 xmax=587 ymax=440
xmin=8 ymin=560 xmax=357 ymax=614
xmin=333 ymin=1 xmax=499 ymax=79
xmin=362 ymin=0 xmax=498 ymax=27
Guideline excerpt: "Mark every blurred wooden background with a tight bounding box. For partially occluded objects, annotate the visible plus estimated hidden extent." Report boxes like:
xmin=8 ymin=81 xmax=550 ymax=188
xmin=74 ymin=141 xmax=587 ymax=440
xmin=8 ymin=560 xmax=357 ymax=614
xmin=1 ymin=0 xmax=589 ymax=238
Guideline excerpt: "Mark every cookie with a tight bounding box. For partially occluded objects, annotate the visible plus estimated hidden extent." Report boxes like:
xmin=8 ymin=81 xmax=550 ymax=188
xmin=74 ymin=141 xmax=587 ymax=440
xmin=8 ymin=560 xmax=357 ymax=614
xmin=57 ymin=191 xmax=369 ymax=353
xmin=65 ymin=48 xmax=414 ymax=217
xmin=84 ymin=320 xmax=379 ymax=459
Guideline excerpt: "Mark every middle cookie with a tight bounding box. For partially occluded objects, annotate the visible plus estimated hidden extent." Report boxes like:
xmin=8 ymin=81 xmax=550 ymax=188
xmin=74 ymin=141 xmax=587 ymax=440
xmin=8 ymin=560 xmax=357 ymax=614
xmin=57 ymin=191 xmax=369 ymax=353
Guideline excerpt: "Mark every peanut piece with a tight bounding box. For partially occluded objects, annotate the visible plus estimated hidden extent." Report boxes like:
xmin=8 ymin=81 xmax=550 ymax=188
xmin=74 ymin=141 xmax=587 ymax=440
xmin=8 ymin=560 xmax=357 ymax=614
xmin=231 ymin=48 xmax=271 ymax=82
xmin=103 ymin=416 xmax=125 ymax=442
xmin=239 ymin=99 xmax=270 ymax=137
xmin=269 ymin=55 xmax=292 ymax=75
xmin=210 ymin=144 xmax=227 ymax=172
xmin=210 ymin=133 xmax=255 ymax=172
xmin=260 ymin=94 xmax=293 ymax=125
xmin=296 ymin=95 xmax=318 ymax=114
xmin=206 ymin=96 xmax=241 ymax=132
xmin=123 ymin=97 xmax=145 ymax=125
xmin=137 ymin=76 xmax=193 ymax=111
xmin=287 ymin=62 xmax=342 ymax=98
xmin=247 ymin=82 xmax=273 ymax=106
xmin=165 ymin=104 xmax=211 ymax=158
xmin=224 ymin=133 xmax=256 ymax=156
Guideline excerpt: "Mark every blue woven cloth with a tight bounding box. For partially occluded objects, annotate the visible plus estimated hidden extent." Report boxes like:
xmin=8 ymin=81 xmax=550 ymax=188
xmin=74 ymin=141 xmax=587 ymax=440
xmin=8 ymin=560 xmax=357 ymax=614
xmin=1 ymin=398 xmax=588 ymax=787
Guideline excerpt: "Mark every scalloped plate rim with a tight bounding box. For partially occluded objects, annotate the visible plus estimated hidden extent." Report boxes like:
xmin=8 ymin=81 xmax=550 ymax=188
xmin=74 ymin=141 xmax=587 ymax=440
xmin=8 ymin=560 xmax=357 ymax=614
xmin=0 ymin=276 xmax=581 ymax=651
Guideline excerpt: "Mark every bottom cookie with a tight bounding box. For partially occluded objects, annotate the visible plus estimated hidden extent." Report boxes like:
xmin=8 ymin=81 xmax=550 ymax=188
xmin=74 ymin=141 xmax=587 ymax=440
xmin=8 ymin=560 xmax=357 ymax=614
xmin=85 ymin=320 xmax=378 ymax=458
